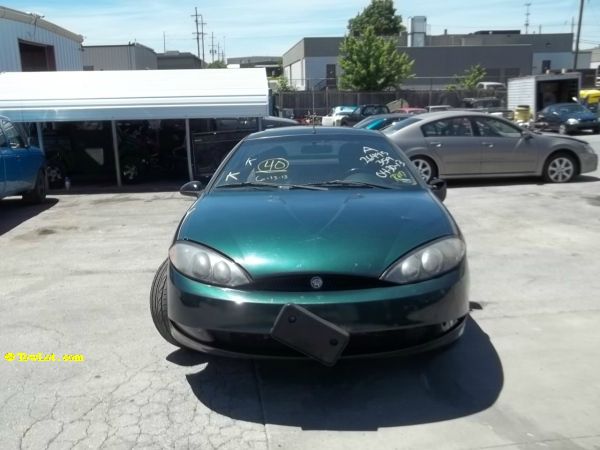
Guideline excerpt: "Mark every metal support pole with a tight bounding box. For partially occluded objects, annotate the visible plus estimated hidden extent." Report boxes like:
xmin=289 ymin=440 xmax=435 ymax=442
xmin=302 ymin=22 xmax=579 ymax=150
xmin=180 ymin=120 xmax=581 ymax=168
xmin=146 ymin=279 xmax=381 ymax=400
xmin=573 ymin=0 xmax=584 ymax=70
xmin=111 ymin=121 xmax=122 ymax=187
xmin=185 ymin=119 xmax=193 ymax=181
xmin=35 ymin=122 xmax=45 ymax=153
xmin=257 ymin=117 xmax=264 ymax=131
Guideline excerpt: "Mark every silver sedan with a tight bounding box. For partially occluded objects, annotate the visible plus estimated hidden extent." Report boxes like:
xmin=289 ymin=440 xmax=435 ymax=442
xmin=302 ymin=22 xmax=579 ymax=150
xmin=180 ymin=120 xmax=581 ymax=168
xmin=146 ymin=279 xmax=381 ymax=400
xmin=383 ymin=111 xmax=598 ymax=183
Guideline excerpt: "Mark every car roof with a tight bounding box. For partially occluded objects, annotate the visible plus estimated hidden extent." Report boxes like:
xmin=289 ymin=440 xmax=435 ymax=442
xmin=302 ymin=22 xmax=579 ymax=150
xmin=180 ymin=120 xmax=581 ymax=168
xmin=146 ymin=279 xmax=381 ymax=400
xmin=246 ymin=125 xmax=381 ymax=140
xmin=363 ymin=113 xmax=410 ymax=120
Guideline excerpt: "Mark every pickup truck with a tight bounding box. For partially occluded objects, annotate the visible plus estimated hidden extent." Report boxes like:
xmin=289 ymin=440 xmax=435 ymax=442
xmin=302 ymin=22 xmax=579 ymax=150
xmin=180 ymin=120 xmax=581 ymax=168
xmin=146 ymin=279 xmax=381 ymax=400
xmin=0 ymin=116 xmax=47 ymax=203
xmin=338 ymin=104 xmax=390 ymax=127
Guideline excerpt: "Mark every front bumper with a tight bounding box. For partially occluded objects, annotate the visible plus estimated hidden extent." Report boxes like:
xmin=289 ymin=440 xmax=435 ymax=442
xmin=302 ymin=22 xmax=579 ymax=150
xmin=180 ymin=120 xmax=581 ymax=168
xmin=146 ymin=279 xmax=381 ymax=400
xmin=580 ymin=151 xmax=599 ymax=174
xmin=167 ymin=261 xmax=469 ymax=359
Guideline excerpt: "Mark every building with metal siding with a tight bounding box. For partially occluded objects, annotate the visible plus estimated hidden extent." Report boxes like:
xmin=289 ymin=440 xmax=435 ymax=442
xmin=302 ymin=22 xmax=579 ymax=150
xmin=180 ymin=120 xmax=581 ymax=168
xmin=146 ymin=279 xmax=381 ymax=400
xmin=82 ymin=44 xmax=158 ymax=70
xmin=282 ymin=31 xmax=585 ymax=91
xmin=0 ymin=6 xmax=83 ymax=72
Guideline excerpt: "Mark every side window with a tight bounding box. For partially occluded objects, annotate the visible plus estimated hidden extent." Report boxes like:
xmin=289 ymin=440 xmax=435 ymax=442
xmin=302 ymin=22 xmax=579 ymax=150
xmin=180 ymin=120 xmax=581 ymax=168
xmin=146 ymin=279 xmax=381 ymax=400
xmin=362 ymin=106 xmax=376 ymax=116
xmin=474 ymin=117 xmax=522 ymax=138
xmin=421 ymin=118 xmax=474 ymax=137
xmin=1 ymin=120 xmax=26 ymax=148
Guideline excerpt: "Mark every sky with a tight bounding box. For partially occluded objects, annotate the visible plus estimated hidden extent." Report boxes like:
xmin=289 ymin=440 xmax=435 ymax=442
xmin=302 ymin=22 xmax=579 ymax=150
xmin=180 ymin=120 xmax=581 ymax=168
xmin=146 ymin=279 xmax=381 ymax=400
xmin=3 ymin=0 xmax=599 ymax=59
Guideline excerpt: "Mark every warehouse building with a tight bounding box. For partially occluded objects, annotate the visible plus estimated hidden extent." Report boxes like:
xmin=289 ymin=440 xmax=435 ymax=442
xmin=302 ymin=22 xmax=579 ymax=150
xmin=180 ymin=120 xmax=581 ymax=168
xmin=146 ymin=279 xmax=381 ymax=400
xmin=0 ymin=5 xmax=83 ymax=72
xmin=82 ymin=43 xmax=158 ymax=71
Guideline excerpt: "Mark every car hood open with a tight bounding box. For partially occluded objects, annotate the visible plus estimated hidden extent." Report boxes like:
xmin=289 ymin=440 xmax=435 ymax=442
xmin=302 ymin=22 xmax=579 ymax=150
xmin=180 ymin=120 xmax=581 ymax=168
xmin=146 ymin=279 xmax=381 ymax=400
xmin=177 ymin=189 xmax=457 ymax=279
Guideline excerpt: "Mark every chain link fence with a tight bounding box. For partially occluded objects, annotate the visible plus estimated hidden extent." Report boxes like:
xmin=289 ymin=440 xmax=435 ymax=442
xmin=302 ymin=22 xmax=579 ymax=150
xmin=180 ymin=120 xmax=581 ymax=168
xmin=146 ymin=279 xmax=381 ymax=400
xmin=275 ymin=77 xmax=507 ymax=118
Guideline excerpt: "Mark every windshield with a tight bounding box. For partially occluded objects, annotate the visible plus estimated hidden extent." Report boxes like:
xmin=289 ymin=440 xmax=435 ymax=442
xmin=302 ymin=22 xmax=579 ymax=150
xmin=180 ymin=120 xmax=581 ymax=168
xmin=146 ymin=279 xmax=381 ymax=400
xmin=212 ymin=134 xmax=418 ymax=190
xmin=556 ymin=104 xmax=591 ymax=114
xmin=382 ymin=116 xmax=422 ymax=133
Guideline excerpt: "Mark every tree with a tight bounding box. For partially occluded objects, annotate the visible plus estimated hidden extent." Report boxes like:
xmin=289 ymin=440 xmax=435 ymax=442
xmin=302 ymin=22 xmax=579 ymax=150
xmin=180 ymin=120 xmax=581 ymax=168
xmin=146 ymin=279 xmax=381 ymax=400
xmin=348 ymin=0 xmax=405 ymax=37
xmin=275 ymin=75 xmax=295 ymax=92
xmin=207 ymin=60 xmax=226 ymax=69
xmin=339 ymin=26 xmax=414 ymax=91
xmin=447 ymin=64 xmax=487 ymax=90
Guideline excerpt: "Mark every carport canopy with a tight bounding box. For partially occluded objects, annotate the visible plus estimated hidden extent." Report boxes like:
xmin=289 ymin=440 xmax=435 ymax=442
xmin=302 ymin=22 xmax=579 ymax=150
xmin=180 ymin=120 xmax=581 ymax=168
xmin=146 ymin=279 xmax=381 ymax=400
xmin=0 ymin=68 xmax=269 ymax=122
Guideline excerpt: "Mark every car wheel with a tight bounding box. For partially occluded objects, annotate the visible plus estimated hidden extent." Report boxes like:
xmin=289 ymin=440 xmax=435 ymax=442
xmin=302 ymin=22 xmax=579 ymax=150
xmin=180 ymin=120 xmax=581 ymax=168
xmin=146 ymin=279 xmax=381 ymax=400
xmin=150 ymin=259 xmax=181 ymax=347
xmin=410 ymin=157 xmax=437 ymax=183
xmin=121 ymin=159 xmax=141 ymax=184
xmin=558 ymin=124 xmax=570 ymax=135
xmin=46 ymin=161 xmax=66 ymax=189
xmin=543 ymin=153 xmax=577 ymax=183
xmin=22 ymin=169 xmax=47 ymax=204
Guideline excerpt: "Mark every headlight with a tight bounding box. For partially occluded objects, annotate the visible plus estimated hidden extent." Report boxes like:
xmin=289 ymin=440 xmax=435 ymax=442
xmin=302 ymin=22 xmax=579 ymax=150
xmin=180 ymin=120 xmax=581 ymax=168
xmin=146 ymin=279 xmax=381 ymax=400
xmin=169 ymin=242 xmax=251 ymax=287
xmin=567 ymin=118 xmax=579 ymax=125
xmin=381 ymin=237 xmax=466 ymax=284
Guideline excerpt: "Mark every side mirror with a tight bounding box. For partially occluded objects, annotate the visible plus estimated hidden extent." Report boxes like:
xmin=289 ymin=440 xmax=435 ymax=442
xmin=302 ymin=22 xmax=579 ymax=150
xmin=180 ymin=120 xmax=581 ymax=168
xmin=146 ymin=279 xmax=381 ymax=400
xmin=179 ymin=180 xmax=203 ymax=197
xmin=522 ymin=130 xmax=533 ymax=140
xmin=428 ymin=178 xmax=447 ymax=202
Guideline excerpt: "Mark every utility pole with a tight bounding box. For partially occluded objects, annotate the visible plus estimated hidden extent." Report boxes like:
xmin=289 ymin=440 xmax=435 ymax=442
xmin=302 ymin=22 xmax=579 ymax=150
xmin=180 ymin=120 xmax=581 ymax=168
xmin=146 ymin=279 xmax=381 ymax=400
xmin=538 ymin=25 xmax=542 ymax=34
xmin=163 ymin=31 xmax=166 ymax=52
xmin=191 ymin=8 xmax=206 ymax=67
xmin=210 ymin=32 xmax=216 ymax=63
xmin=573 ymin=0 xmax=584 ymax=69
xmin=217 ymin=43 xmax=221 ymax=62
xmin=524 ymin=3 xmax=531 ymax=34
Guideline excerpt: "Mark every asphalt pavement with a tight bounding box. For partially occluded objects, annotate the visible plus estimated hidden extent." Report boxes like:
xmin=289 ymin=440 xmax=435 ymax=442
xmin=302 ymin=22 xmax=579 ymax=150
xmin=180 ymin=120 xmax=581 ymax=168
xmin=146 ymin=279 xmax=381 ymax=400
xmin=1 ymin=137 xmax=600 ymax=449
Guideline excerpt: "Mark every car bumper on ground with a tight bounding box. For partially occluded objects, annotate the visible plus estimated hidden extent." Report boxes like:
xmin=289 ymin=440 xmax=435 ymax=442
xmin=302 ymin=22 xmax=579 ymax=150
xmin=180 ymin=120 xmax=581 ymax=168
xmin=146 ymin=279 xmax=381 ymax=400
xmin=167 ymin=262 xmax=469 ymax=360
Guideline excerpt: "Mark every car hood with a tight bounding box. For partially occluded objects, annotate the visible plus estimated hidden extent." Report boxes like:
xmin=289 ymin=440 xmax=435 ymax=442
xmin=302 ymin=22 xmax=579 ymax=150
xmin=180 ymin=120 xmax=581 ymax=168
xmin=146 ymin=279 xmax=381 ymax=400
xmin=560 ymin=111 xmax=597 ymax=121
xmin=177 ymin=189 xmax=457 ymax=278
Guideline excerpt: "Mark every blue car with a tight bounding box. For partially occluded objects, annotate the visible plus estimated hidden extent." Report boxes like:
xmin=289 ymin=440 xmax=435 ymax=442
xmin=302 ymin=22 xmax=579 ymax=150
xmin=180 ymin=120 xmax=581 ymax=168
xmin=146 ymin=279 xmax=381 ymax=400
xmin=0 ymin=116 xmax=47 ymax=203
xmin=534 ymin=103 xmax=600 ymax=135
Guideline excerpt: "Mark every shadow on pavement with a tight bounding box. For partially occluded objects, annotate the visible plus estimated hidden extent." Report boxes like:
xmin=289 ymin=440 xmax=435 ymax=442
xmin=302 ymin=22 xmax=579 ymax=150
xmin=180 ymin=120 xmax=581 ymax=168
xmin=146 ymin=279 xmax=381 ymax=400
xmin=0 ymin=197 xmax=59 ymax=236
xmin=175 ymin=318 xmax=503 ymax=430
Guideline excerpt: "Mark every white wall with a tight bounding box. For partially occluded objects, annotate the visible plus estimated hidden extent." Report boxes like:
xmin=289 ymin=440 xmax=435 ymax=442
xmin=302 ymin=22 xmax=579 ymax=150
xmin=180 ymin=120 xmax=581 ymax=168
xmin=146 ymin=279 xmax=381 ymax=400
xmin=288 ymin=60 xmax=305 ymax=90
xmin=0 ymin=18 xmax=83 ymax=71
xmin=304 ymin=56 xmax=339 ymax=89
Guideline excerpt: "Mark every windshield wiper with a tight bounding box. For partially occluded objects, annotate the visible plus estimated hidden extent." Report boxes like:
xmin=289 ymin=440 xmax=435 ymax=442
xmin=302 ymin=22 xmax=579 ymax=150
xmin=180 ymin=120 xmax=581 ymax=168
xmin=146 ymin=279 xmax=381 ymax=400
xmin=216 ymin=181 xmax=326 ymax=190
xmin=306 ymin=180 xmax=393 ymax=189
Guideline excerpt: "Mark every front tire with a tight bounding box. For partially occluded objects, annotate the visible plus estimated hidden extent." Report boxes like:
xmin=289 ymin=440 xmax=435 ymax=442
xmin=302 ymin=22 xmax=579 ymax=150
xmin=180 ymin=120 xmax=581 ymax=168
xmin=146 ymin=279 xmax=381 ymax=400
xmin=150 ymin=259 xmax=181 ymax=347
xmin=543 ymin=153 xmax=577 ymax=183
xmin=410 ymin=156 xmax=437 ymax=183
xmin=22 ymin=169 xmax=47 ymax=204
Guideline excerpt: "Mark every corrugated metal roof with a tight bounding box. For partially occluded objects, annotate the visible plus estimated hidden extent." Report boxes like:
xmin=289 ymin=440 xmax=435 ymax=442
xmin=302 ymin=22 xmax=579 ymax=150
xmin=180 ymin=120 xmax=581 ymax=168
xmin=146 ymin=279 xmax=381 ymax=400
xmin=0 ymin=68 xmax=269 ymax=122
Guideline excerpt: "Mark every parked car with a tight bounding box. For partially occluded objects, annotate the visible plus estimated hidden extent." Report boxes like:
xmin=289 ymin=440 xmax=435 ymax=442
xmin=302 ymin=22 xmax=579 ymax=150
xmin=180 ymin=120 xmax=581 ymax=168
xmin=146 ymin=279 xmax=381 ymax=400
xmin=476 ymin=82 xmax=506 ymax=91
xmin=392 ymin=107 xmax=427 ymax=115
xmin=426 ymin=105 xmax=452 ymax=113
xmin=150 ymin=126 xmax=468 ymax=366
xmin=0 ymin=116 xmax=47 ymax=203
xmin=533 ymin=103 xmax=600 ymax=135
xmin=321 ymin=106 xmax=357 ymax=127
xmin=383 ymin=111 xmax=598 ymax=184
xmin=353 ymin=113 xmax=410 ymax=130
xmin=337 ymin=104 xmax=391 ymax=127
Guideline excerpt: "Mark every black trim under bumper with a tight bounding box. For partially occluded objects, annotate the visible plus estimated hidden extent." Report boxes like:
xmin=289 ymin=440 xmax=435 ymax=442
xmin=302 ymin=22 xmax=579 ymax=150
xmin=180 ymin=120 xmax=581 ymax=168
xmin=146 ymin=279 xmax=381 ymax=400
xmin=170 ymin=315 xmax=468 ymax=362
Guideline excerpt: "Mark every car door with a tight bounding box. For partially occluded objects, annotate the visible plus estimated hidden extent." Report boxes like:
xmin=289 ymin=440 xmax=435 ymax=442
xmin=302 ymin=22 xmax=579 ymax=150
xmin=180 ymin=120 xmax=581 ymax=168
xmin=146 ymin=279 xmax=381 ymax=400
xmin=472 ymin=116 xmax=538 ymax=174
xmin=421 ymin=117 xmax=481 ymax=175
xmin=0 ymin=119 xmax=25 ymax=193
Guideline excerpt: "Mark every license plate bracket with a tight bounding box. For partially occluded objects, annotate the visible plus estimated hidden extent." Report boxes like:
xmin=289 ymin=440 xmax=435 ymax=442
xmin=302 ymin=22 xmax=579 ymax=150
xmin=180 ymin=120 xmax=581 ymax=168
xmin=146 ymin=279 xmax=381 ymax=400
xmin=270 ymin=304 xmax=349 ymax=366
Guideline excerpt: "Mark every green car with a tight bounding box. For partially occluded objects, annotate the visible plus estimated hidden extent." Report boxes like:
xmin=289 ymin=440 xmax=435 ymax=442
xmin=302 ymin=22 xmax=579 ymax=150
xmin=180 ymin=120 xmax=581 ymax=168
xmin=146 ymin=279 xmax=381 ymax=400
xmin=150 ymin=127 xmax=469 ymax=366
